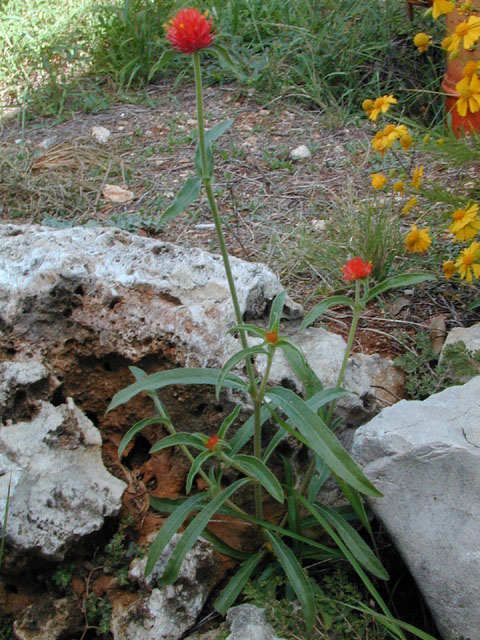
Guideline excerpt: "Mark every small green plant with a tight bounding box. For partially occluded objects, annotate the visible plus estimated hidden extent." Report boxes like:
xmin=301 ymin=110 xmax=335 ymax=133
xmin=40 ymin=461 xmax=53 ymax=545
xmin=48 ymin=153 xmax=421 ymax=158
xmin=395 ymin=334 xmax=480 ymax=400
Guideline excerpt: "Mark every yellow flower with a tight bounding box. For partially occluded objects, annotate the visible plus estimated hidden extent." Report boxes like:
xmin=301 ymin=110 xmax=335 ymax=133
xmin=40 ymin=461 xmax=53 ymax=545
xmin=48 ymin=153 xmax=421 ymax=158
xmin=449 ymin=16 xmax=480 ymax=55
xmin=437 ymin=137 xmax=445 ymax=145
xmin=423 ymin=133 xmax=431 ymax=143
xmin=401 ymin=134 xmax=413 ymax=150
xmin=459 ymin=0 xmax=472 ymax=13
xmin=362 ymin=98 xmax=373 ymax=117
xmin=441 ymin=35 xmax=453 ymax=50
xmin=405 ymin=224 xmax=432 ymax=252
xmin=455 ymin=73 xmax=480 ymax=116
xmin=448 ymin=202 xmax=480 ymax=241
xmin=414 ymin=32 xmax=432 ymax=52
xmin=393 ymin=181 xmax=405 ymax=193
xmin=462 ymin=60 xmax=480 ymax=77
xmin=443 ymin=260 xmax=456 ymax=279
xmin=432 ymin=0 xmax=454 ymax=19
xmin=401 ymin=196 xmax=418 ymax=215
xmin=411 ymin=165 xmax=424 ymax=189
xmin=368 ymin=95 xmax=397 ymax=122
xmin=371 ymin=173 xmax=387 ymax=190
xmin=371 ymin=124 xmax=407 ymax=156
xmin=455 ymin=241 xmax=480 ymax=281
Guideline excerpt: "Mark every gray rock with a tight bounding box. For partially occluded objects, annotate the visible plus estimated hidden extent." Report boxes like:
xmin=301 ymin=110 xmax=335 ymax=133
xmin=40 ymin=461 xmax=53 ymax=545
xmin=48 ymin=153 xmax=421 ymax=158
xmin=226 ymin=604 xmax=285 ymax=640
xmin=13 ymin=597 xmax=83 ymax=640
xmin=442 ymin=322 xmax=480 ymax=354
xmin=352 ymin=376 xmax=480 ymax=640
xmin=111 ymin=536 xmax=218 ymax=640
xmin=0 ymin=393 xmax=126 ymax=561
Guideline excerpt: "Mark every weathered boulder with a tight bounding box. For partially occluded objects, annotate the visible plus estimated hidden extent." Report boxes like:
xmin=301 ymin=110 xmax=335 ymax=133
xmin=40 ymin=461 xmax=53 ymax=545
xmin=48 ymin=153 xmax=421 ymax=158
xmin=111 ymin=535 xmax=220 ymax=640
xmin=226 ymin=604 xmax=285 ymax=640
xmin=0 ymin=360 xmax=126 ymax=562
xmin=13 ymin=597 xmax=83 ymax=640
xmin=443 ymin=321 xmax=480 ymax=354
xmin=352 ymin=376 xmax=480 ymax=640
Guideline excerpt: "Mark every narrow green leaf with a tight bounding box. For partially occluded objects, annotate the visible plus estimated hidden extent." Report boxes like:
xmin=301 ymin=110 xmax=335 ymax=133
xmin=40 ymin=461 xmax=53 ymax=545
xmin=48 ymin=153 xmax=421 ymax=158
xmin=160 ymin=177 xmax=202 ymax=224
xmin=216 ymin=345 xmax=268 ymax=399
xmin=307 ymin=388 xmax=350 ymax=412
xmin=118 ymin=416 xmax=166 ymax=458
xmin=186 ymin=450 xmax=214 ymax=494
xmin=300 ymin=295 xmax=353 ymax=330
xmin=230 ymin=406 xmax=269 ymax=454
xmin=333 ymin=473 xmax=372 ymax=533
xmin=315 ymin=503 xmax=388 ymax=579
xmin=263 ymin=428 xmax=286 ymax=463
xmin=106 ymin=368 xmax=246 ymax=413
xmin=214 ymin=551 xmax=265 ymax=614
xmin=195 ymin=138 xmax=214 ymax=177
xmin=209 ymin=43 xmax=244 ymax=77
xmin=157 ymin=478 xmax=250 ymax=584
xmin=149 ymin=496 xmax=189 ymax=513
xmin=366 ymin=273 xmax=435 ymax=302
xmin=194 ymin=119 xmax=234 ymax=178
xmin=265 ymin=387 xmax=382 ymax=497
xmin=231 ymin=454 xmax=284 ymax=503
xmin=129 ymin=365 xmax=148 ymax=381
xmin=200 ymin=528 xmax=251 ymax=561
xmin=147 ymin=49 xmax=177 ymax=82
xmin=150 ymin=432 xmax=206 ymax=454
xmin=268 ymin=291 xmax=286 ymax=332
xmin=226 ymin=324 xmax=266 ymax=339
xmin=264 ymin=530 xmax=316 ymax=631
xmin=218 ymin=404 xmax=242 ymax=440
xmin=280 ymin=341 xmax=323 ymax=398
xmin=205 ymin=119 xmax=235 ymax=144
xmin=468 ymin=298 xmax=480 ymax=310
xmin=145 ymin=493 xmax=206 ymax=576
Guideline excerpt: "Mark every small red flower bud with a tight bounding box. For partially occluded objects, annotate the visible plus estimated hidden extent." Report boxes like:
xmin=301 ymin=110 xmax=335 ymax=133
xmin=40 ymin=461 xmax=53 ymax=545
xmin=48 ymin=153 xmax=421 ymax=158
xmin=165 ymin=8 xmax=215 ymax=55
xmin=206 ymin=434 xmax=219 ymax=450
xmin=265 ymin=330 xmax=279 ymax=344
xmin=341 ymin=257 xmax=373 ymax=281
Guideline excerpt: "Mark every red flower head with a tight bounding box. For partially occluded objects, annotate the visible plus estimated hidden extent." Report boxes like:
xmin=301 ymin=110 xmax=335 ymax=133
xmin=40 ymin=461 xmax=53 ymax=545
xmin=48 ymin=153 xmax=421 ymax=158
xmin=206 ymin=434 xmax=219 ymax=450
xmin=341 ymin=257 xmax=373 ymax=281
xmin=165 ymin=8 xmax=215 ymax=54
xmin=265 ymin=330 xmax=279 ymax=344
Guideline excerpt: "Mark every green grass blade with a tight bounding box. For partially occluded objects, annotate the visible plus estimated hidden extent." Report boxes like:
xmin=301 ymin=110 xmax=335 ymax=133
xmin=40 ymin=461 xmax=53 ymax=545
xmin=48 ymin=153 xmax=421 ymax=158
xmin=264 ymin=530 xmax=316 ymax=632
xmin=214 ymin=550 xmax=266 ymax=614
xmin=266 ymin=387 xmax=382 ymax=497
xmin=367 ymin=274 xmax=435 ymax=301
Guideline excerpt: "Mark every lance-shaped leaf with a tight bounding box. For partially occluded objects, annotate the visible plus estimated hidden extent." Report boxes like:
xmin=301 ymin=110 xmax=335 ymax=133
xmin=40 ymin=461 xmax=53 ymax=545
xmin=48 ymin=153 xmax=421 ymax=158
xmin=186 ymin=450 xmax=215 ymax=494
xmin=229 ymin=405 xmax=269 ymax=455
xmin=216 ymin=345 xmax=268 ymax=399
xmin=118 ymin=416 xmax=167 ymax=458
xmin=156 ymin=478 xmax=249 ymax=584
xmin=150 ymin=432 xmax=206 ymax=454
xmin=307 ymin=387 xmax=351 ymax=412
xmin=107 ymin=368 xmax=246 ymax=413
xmin=280 ymin=340 xmax=323 ymax=398
xmin=160 ymin=177 xmax=201 ymax=224
xmin=268 ymin=291 xmax=286 ymax=332
xmin=218 ymin=404 xmax=242 ymax=440
xmin=209 ymin=43 xmax=245 ymax=78
xmin=263 ymin=427 xmax=286 ymax=463
xmin=231 ymin=454 xmax=284 ymax=503
xmin=147 ymin=48 xmax=177 ymax=82
xmin=146 ymin=493 xmax=206 ymax=576
xmin=226 ymin=323 xmax=266 ymax=340
xmin=300 ymin=295 xmax=353 ymax=330
xmin=264 ymin=530 xmax=316 ymax=631
xmin=200 ymin=528 xmax=251 ymax=561
xmin=214 ymin=551 xmax=265 ymax=614
xmin=194 ymin=119 xmax=234 ymax=178
xmin=265 ymin=387 xmax=382 ymax=497
xmin=366 ymin=273 xmax=435 ymax=302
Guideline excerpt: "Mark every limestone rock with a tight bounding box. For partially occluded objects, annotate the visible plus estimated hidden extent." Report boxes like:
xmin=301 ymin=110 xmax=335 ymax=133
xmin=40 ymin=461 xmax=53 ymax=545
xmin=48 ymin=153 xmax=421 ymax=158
xmin=352 ymin=376 xmax=480 ymax=640
xmin=13 ymin=597 xmax=83 ymax=640
xmin=226 ymin=604 xmax=285 ymax=640
xmin=111 ymin=535 xmax=218 ymax=640
xmin=443 ymin=322 xmax=480 ymax=354
xmin=0 ymin=387 xmax=126 ymax=562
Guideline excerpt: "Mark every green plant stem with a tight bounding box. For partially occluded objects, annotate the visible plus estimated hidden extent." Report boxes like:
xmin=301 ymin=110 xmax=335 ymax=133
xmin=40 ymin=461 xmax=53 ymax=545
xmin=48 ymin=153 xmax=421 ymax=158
xmin=193 ymin=51 xmax=264 ymax=520
xmin=326 ymin=279 xmax=363 ymax=425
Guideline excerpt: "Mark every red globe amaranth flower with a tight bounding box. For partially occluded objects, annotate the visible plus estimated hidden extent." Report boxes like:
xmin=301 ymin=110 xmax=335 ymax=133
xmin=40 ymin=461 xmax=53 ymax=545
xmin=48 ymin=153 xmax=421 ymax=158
xmin=165 ymin=8 xmax=215 ymax=54
xmin=265 ymin=330 xmax=279 ymax=344
xmin=341 ymin=257 xmax=373 ymax=281
xmin=206 ymin=434 xmax=219 ymax=450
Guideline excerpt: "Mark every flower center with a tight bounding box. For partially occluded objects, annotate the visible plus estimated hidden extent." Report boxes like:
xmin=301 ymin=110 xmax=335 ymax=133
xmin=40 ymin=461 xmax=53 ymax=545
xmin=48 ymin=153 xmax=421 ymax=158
xmin=456 ymin=23 xmax=470 ymax=37
xmin=463 ymin=254 xmax=474 ymax=265
xmin=453 ymin=209 xmax=466 ymax=220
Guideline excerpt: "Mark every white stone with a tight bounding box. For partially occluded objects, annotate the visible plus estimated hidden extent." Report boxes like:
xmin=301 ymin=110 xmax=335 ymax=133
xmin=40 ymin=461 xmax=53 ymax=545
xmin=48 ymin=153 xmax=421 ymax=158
xmin=226 ymin=605 xmax=285 ymax=640
xmin=112 ymin=536 xmax=217 ymax=640
xmin=91 ymin=125 xmax=111 ymax=143
xmin=352 ymin=376 xmax=480 ymax=640
xmin=442 ymin=322 xmax=480 ymax=354
xmin=290 ymin=145 xmax=311 ymax=160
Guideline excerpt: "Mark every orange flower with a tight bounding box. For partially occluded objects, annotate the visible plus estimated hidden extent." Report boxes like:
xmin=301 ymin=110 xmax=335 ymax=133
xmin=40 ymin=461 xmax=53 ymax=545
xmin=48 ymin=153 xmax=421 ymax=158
xmin=265 ymin=330 xmax=279 ymax=344
xmin=341 ymin=257 xmax=373 ymax=281
xmin=413 ymin=32 xmax=432 ymax=53
xmin=442 ymin=261 xmax=456 ymax=279
xmin=206 ymin=434 xmax=219 ymax=450
xmin=165 ymin=8 xmax=215 ymax=54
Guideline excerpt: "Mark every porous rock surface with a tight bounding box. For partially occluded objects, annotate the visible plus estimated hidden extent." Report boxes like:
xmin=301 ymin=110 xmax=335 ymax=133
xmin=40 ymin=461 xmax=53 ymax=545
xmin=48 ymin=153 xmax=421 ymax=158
xmin=0 ymin=360 xmax=126 ymax=562
xmin=111 ymin=535 xmax=220 ymax=640
xmin=226 ymin=604 xmax=285 ymax=640
xmin=352 ymin=376 xmax=480 ymax=640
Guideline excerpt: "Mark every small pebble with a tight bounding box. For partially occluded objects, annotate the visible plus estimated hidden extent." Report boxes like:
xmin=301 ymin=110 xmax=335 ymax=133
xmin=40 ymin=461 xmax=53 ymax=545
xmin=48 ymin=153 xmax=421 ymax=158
xmin=290 ymin=144 xmax=311 ymax=160
xmin=91 ymin=126 xmax=111 ymax=143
